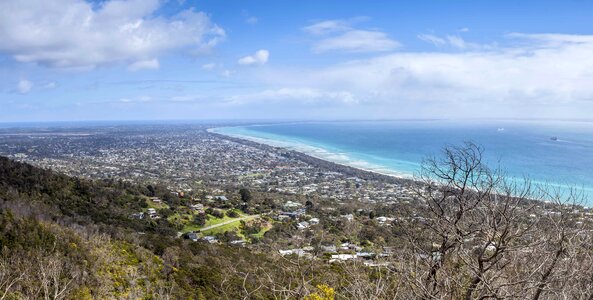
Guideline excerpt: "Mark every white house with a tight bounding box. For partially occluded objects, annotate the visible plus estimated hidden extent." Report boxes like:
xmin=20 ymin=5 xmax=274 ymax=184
xmin=329 ymin=254 xmax=357 ymax=263
xmin=297 ymin=221 xmax=310 ymax=230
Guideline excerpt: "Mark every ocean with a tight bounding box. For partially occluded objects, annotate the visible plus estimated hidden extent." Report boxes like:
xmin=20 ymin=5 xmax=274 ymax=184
xmin=211 ymin=120 xmax=593 ymax=203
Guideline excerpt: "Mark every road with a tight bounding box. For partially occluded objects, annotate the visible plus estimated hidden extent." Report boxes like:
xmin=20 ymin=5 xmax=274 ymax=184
xmin=198 ymin=214 xmax=260 ymax=232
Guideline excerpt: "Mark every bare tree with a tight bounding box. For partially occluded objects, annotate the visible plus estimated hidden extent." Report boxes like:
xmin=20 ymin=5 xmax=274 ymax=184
xmin=36 ymin=253 xmax=77 ymax=300
xmin=0 ymin=257 xmax=25 ymax=300
xmin=401 ymin=142 xmax=587 ymax=300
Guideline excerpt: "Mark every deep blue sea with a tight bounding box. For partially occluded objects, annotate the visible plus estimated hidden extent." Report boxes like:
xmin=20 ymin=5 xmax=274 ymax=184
xmin=211 ymin=120 xmax=593 ymax=203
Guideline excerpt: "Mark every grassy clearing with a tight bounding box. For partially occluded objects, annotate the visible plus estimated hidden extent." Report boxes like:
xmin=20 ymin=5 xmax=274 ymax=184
xmin=250 ymin=222 xmax=273 ymax=239
xmin=200 ymin=220 xmax=243 ymax=236
xmin=180 ymin=209 xmax=247 ymax=233
xmin=168 ymin=211 xmax=195 ymax=229
xmin=146 ymin=198 xmax=169 ymax=209
xmin=238 ymin=172 xmax=265 ymax=180
xmin=199 ymin=214 xmax=262 ymax=237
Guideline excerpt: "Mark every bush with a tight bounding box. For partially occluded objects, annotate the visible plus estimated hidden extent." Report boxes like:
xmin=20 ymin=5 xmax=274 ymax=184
xmin=209 ymin=209 xmax=224 ymax=219
xmin=194 ymin=213 xmax=207 ymax=226
xmin=159 ymin=208 xmax=174 ymax=218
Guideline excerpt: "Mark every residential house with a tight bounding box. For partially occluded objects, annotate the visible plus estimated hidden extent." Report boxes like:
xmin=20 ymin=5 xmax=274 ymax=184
xmin=187 ymin=232 xmax=199 ymax=242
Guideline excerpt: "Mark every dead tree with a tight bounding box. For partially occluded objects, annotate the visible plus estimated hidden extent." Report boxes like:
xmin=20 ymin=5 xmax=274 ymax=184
xmin=402 ymin=142 xmax=586 ymax=300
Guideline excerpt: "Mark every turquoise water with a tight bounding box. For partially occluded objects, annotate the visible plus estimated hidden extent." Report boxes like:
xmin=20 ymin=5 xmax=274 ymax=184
xmin=211 ymin=120 xmax=593 ymax=202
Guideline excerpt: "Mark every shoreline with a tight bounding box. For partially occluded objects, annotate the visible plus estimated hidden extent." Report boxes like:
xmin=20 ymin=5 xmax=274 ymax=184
xmin=207 ymin=126 xmax=416 ymax=177
xmin=207 ymin=127 xmax=415 ymax=186
xmin=208 ymin=126 xmax=592 ymax=205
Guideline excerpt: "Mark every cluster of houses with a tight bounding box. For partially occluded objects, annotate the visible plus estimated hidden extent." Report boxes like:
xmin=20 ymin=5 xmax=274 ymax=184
xmin=272 ymin=201 xmax=323 ymax=230
xmin=132 ymin=193 xmax=230 ymax=221
xmin=190 ymin=203 xmax=204 ymax=212
xmin=185 ymin=232 xmax=249 ymax=247
xmin=15 ymin=126 xmax=424 ymax=214
xmin=297 ymin=218 xmax=319 ymax=230
xmin=186 ymin=232 xmax=219 ymax=244
xmin=278 ymin=243 xmax=395 ymax=265
xmin=131 ymin=207 xmax=160 ymax=220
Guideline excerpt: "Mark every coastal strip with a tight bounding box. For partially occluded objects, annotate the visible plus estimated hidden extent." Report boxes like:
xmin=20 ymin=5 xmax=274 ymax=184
xmin=207 ymin=127 xmax=414 ymax=186
xmin=208 ymin=127 xmax=592 ymax=205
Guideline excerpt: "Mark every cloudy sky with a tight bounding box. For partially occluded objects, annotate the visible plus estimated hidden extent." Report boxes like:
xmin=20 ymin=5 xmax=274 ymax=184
xmin=2 ymin=0 xmax=593 ymax=122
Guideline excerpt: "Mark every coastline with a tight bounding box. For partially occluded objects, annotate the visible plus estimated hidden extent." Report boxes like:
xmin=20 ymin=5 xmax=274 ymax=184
xmin=207 ymin=127 xmax=415 ymax=186
xmin=208 ymin=125 xmax=592 ymax=205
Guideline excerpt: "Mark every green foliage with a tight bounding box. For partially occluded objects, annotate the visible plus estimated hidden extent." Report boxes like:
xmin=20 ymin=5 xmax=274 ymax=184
xmin=0 ymin=156 xmax=362 ymax=299
xmin=0 ymin=210 xmax=56 ymax=252
xmin=0 ymin=157 xmax=176 ymax=235
xmin=159 ymin=208 xmax=174 ymax=218
xmin=226 ymin=209 xmax=239 ymax=218
xmin=240 ymin=219 xmax=263 ymax=236
xmin=209 ymin=209 xmax=224 ymax=219
xmin=194 ymin=213 xmax=207 ymax=226
xmin=239 ymin=188 xmax=252 ymax=202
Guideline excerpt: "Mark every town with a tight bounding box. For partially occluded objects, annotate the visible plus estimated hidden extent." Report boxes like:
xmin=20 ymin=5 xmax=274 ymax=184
xmin=1 ymin=123 xmax=591 ymax=267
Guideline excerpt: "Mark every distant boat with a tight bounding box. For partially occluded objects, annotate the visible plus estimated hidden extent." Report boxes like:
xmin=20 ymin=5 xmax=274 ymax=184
xmin=550 ymin=136 xmax=558 ymax=141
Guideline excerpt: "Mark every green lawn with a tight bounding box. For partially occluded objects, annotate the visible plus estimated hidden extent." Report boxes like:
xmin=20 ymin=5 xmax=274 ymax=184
xmin=250 ymin=223 xmax=273 ymax=239
xmin=168 ymin=211 xmax=194 ymax=228
xmin=205 ymin=214 xmax=234 ymax=226
xmin=200 ymin=220 xmax=244 ymax=236
xmin=180 ymin=209 xmax=246 ymax=233
xmin=146 ymin=198 xmax=169 ymax=209
xmin=201 ymin=215 xmax=265 ymax=239
xmin=143 ymin=199 xmax=257 ymax=235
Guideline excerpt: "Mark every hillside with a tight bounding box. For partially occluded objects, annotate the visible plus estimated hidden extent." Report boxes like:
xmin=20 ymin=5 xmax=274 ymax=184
xmin=2 ymin=147 xmax=593 ymax=299
xmin=0 ymin=156 xmax=348 ymax=299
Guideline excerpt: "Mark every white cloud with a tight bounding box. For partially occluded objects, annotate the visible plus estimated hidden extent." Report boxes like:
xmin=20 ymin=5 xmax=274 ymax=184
xmin=17 ymin=80 xmax=33 ymax=94
xmin=241 ymin=10 xmax=258 ymax=25
xmin=417 ymin=34 xmax=447 ymax=47
xmin=42 ymin=82 xmax=57 ymax=89
xmin=304 ymin=19 xmax=399 ymax=54
xmin=128 ymin=58 xmax=159 ymax=71
xmin=224 ymin=88 xmax=357 ymax=105
xmin=117 ymin=96 xmax=152 ymax=103
xmin=505 ymin=33 xmax=593 ymax=46
xmin=255 ymin=33 xmax=593 ymax=118
xmin=418 ymin=33 xmax=493 ymax=50
xmin=202 ymin=63 xmax=217 ymax=70
xmin=0 ymin=0 xmax=225 ymax=69
xmin=446 ymin=35 xmax=470 ymax=49
xmin=312 ymin=30 xmax=400 ymax=53
xmin=303 ymin=20 xmax=351 ymax=35
xmin=238 ymin=49 xmax=269 ymax=65
xmin=221 ymin=69 xmax=234 ymax=77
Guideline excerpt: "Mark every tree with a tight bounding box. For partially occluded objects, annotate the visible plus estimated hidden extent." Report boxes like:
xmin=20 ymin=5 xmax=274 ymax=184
xmin=239 ymin=188 xmax=252 ymax=202
xmin=227 ymin=210 xmax=239 ymax=218
xmin=194 ymin=213 xmax=207 ymax=226
xmin=209 ymin=209 xmax=224 ymax=219
xmin=401 ymin=142 xmax=585 ymax=299
xmin=159 ymin=208 xmax=174 ymax=218
xmin=146 ymin=185 xmax=156 ymax=197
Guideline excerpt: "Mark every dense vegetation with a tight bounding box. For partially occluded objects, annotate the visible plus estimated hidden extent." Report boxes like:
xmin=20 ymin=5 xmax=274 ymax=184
xmin=2 ymin=142 xmax=593 ymax=299
xmin=0 ymin=156 xmax=355 ymax=299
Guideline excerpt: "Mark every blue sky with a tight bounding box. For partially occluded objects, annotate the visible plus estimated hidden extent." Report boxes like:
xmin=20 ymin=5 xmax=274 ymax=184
xmin=2 ymin=0 xmax=593 ymax=122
